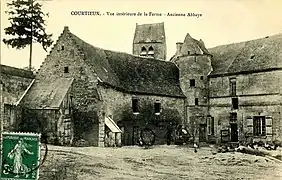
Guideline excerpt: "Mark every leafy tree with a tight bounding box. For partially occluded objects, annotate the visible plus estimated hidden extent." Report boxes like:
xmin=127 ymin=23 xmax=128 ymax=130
xmin=3 ymin=0 xmax=53 ymax=70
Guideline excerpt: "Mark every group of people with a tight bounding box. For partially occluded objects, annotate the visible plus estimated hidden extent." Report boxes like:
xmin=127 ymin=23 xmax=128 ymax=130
xmin=166 ymin=122 xmax=190 ymax=145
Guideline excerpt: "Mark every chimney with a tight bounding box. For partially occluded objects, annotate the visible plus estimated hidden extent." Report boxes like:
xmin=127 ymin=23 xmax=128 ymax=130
xmin=64 ymin=26 xmax=69 ymax=32
xmin=199 ymin=39 xmax=205 ymax=46
xmin=176 ymin=42 xmax=183 ymax=55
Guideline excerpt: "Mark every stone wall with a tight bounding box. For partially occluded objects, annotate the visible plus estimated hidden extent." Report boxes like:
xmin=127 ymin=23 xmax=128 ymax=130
xmin=32 ymin=27 xmax=104 ymax=146
xmin=1 ymin=65 xmax=34 ymax=131
xmin=209 ymin=70 xmax=282 ymax=143
xmin=98 ymin=84 xmax=185 ymax=145
xmin=133 ymin=43 xmax=166 ymax=60
xmin=20 ymin=89 xmax=74 ymax=145
xmin=173 ymin=55 xmax=212 ymax=142
xmin=2 ymin=65 xmax=34 ymax=105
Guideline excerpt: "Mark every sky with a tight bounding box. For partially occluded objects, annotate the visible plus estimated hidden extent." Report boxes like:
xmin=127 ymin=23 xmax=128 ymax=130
xmin=1 ymin=0 xmax=282 ymax=70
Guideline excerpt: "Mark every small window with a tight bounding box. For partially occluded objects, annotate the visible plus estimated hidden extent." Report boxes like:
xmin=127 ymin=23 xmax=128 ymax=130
xmin=195 ymin=98 xmax=199 ymax=106
xmin=187 ymin=51 xmax=190 ymax=55
xmin=190 ymin=79 xmax=195 ymax=87
xmin=148 ymin=46 xmax=154 ymax=57
xmin=200 ymin=76 xmax=204 ymax=80
xmin=64 ymin=67 xmax=69 ymax=73
xmin=230 ymin=78 xmax=236 ymax=96
xmin=232 ymin=98 xmax=238 ymax=109
xmin=253 ymin=116 xmax=266 ymax=136
xmin=61 ymin=45 xmax=64 ymax=50
xmin=154 ymin=100 xmax=161 ymax=115
xmin=230 ymin=113 xmax=237 ymax=123
xmin=140 ymin=47 xmax=147 ymax=56
xmin=250 ymin=54 xmax=255 ymax=59
xmin=132 ymin=98 xmax=139 ymax=114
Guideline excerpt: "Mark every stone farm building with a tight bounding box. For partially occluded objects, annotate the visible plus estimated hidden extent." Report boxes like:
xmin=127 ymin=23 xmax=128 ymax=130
xmin=2 ymin=22 xmax=282 ymax=147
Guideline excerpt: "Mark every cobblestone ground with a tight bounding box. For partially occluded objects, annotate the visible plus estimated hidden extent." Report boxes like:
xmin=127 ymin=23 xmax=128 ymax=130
xmin=39 ymin=145 xmax=282 ymax=180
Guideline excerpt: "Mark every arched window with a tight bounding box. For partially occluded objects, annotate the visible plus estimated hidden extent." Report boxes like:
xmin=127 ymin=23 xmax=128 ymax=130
xmin=140 ymin=47 xmax=147 ymax=56
xmin=148 ymin=46 xmax=154 ymax=57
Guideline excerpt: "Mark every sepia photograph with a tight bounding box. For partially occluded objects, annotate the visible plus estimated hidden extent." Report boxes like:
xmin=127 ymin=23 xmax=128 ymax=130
xmin=0 ymin=0 xmax=282 ymax=179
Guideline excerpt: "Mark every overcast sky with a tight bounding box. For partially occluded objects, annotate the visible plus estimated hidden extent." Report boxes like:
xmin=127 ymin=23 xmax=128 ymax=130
xmin=1 ymin=0 xmax=282 ymax=70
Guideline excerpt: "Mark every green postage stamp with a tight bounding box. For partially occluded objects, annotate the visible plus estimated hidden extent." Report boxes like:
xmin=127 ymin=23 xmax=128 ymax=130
xmin=1 ymin=132 xmax=41 ymax=180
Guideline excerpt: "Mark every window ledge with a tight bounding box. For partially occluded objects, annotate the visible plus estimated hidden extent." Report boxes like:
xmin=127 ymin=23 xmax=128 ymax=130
xmin=253 ymin=135 xmax=267 ymax=138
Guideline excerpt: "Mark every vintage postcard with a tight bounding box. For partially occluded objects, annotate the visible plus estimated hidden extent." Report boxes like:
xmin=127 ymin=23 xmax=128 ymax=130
xmin=1 ymin=0 xmax=282 ymax=179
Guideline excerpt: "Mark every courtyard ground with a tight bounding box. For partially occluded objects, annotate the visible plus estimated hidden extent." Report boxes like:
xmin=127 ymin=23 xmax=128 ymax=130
xmin=39 ymin=144 xmax=282 ymax=180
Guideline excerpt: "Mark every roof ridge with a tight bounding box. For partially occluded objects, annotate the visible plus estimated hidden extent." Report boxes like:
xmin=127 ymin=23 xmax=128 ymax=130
xmin=209 ymin=33 xmax=282 ymax=50
xmin=68 ymin=30 xmax=173 ymax=65
xmin=136 ymin=22 xmax=164 ymax=26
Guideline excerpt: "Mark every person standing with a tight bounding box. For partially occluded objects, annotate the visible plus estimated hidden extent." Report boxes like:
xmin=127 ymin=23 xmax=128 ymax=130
xmin=166 ymin=122 xmax=173 ymax=145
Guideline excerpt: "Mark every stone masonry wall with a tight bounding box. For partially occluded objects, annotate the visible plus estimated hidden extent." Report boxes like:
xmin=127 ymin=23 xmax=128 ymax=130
xmin=133 ymin=43 xmax=166 ymax=60
xmin=2 ymin=66 xmax=34 ymax=131
xmin=174 ymin=55 xmax=213 ymax=142
xmin=98 ymin=85 xmax=185 ymax=145
xmin=209 ymin=70 xmax=282 ymax=143
xmin=34 ymin=27 xmax=103 ymax=146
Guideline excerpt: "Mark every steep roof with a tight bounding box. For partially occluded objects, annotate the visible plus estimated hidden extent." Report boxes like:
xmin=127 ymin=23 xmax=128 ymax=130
xmin=209 ymin=33 xmax=282 ymax=76
xmin=68 ymin=27 xmax=185 ymax=98
xmin=21 ymin=78 xmax=74 ymax=109
xmin=179 ymin=33 xmax=210 ymax=55
xmin=1 ymin=64 xmax=35 ymax=79
xmin=1 ymin=65 xmax=34 ymax=105
xmin=133 ymin=22 xmax=166 ymax=43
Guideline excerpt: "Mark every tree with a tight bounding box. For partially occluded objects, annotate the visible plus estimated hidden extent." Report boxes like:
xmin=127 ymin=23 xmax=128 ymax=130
xmin=3 ymin=0 xmax=53 ymax=70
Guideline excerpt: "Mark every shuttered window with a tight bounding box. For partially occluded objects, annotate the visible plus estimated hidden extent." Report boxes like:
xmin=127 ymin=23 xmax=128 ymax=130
xmin=207 ymin=116 xmax=214 ymax=135
xmin=246 ymin=116 xmax=253 ymax=135
xmin=265 ymin=116 xmax=273 ymax=135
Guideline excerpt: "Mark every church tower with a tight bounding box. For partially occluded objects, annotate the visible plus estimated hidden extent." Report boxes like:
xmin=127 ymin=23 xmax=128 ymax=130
xmin=133 ymin=22 xmax=167 ymax=60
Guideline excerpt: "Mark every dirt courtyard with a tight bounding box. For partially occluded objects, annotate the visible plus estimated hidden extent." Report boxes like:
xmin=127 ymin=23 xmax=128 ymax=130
xmin=39 ymin=145 xmax=282 ymax=180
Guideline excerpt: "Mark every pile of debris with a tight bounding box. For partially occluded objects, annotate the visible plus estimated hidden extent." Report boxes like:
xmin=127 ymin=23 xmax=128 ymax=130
xmin=217 ymin=141 xmax=282 ymax=161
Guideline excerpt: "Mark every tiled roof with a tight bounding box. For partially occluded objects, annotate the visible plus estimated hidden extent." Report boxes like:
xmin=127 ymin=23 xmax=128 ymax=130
xmin=1 ymin=64 xmax=35 ymax=79
xmin=69 ymin=29 xmax=185 ymax=98
xmin=21 ymin=78 xmax=74 ymax=109
xmin=133 ymin=22 xmax=166 ymax=43
xmin=209 ymin=33 xmax=282 ymax=76
xmin=179 ymin=33 xmax=210 ymax=56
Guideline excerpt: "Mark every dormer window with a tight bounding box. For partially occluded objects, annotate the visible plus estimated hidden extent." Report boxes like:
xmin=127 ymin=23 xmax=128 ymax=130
xmin=148 ymin=46 xmax=154 ymax=57
xmin=140 ymin=47 xmax=147 ymax=56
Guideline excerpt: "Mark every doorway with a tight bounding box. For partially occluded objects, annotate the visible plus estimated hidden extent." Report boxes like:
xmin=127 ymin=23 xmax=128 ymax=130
xmin=199 ymin=124 xmax=206 ymax=142
xmin=230 ymin=123 xmax=238 ymax=142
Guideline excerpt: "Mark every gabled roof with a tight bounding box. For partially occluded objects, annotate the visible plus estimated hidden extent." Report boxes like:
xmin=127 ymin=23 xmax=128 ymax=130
xmin=209 ymin=33 xmax=282 ymax=76
xmin=179 ymin=33 xmax=210 ymax=55
xmin=68 ymin=27 xmax=185 ymax=98
xmin=21 ymin=78 xmax=74 ymax=109
xmin=133 ymin=22 xmax=166 ymax=43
